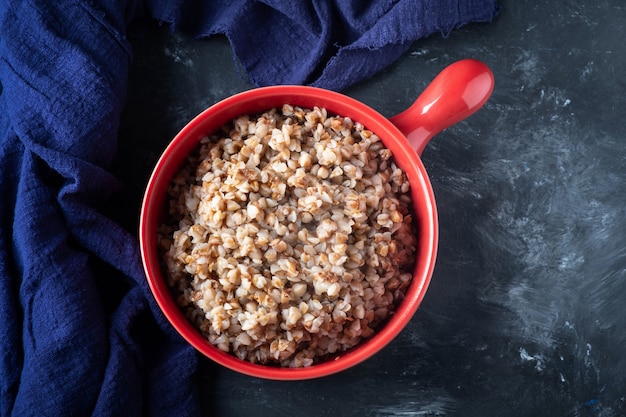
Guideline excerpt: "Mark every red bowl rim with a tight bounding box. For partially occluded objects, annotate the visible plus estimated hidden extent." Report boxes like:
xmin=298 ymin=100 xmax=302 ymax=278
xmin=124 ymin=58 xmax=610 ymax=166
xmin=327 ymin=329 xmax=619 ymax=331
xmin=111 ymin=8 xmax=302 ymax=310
xmin=139 ymin=85 xmax=438 ymax=380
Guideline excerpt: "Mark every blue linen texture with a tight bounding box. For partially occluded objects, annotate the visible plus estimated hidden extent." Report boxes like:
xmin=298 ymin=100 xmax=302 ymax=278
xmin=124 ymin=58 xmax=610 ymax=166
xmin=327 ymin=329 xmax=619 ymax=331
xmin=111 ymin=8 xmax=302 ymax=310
xmin=0 ymin=0 xmax=498 ymax=415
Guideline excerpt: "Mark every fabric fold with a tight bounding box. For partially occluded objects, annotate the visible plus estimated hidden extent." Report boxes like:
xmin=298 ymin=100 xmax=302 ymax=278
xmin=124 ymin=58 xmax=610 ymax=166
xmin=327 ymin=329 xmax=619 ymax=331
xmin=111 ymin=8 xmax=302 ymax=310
xmin=0 ymin=1 xmax=199 ymax=415
xmin=148 ymin=0 xmax=499 ymax=90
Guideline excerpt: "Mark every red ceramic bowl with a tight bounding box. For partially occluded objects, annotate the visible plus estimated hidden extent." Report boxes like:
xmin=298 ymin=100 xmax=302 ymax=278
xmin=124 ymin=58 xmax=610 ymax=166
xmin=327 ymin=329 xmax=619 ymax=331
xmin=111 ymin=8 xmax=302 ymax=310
xmin=140 ymin=59 xmax=494 ymax=380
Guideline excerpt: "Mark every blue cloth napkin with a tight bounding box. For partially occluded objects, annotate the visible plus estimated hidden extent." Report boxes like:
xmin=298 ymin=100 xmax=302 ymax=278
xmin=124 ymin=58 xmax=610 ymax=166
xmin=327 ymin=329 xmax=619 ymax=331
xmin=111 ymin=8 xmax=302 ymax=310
xmin=148 ymin=0 xmax=500 ymax=90
xmin=0 ymin=0 xmax=498 ymax=415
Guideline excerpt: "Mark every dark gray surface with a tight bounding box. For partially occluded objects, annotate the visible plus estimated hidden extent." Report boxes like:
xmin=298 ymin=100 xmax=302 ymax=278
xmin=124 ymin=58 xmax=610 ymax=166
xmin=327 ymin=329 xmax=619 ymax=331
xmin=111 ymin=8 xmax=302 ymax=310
xmin=117 ymin=1 xmax=626 ymax=416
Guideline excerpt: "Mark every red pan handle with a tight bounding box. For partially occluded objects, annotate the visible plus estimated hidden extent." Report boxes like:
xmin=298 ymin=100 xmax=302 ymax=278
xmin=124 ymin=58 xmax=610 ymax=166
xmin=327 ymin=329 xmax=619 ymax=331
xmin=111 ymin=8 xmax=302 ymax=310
xmin=389 ymin=59 xmax=494 ymax=156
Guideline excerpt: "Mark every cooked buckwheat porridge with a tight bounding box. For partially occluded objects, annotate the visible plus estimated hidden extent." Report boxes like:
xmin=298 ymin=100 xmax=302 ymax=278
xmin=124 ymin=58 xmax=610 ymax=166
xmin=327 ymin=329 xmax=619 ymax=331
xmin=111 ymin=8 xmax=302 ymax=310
xmin=159 ymin=104 xmax=417 ymax=367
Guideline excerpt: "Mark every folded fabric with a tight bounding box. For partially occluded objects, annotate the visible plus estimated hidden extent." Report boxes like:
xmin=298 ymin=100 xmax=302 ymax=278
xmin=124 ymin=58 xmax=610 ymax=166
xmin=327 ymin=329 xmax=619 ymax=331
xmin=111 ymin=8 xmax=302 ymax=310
xmin=148 ymin=0 xmax=499 ymax=90
xmin=0 ymin=1 xmax=200 ymax=416
xmin=0 ymin=0 xmax=498 ymax=416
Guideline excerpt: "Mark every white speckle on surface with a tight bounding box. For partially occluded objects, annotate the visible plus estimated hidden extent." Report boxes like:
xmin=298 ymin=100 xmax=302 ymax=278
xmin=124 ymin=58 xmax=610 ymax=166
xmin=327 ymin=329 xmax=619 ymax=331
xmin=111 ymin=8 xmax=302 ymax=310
xmin=410 ymin=48 xmax=429 ymax=56
xmin=581 ymin=61 xmax=594 ymax=80
xmin=558 ymin=252 xmax=584 ymax=271
xmin=520 ymin=347 xmax=545 ymax=372
xmin=375 ymin=396 xmax=456 ymax=416
xmin=164 ymin=46 xmax=194 ymax=67
xmin=163 ymin=33 xmax=196 ymax=67
xmin=512 ymin=50 xmax=542 ymax=88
